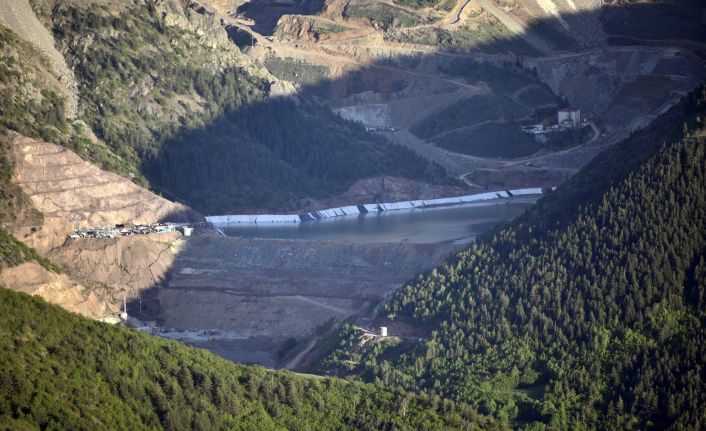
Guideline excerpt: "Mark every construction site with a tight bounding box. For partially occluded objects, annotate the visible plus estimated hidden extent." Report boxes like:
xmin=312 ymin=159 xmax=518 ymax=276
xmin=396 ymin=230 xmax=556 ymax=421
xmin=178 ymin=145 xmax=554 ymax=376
xmin=1 ymin=0 xmax=704 ymax=373
xmin=68 ymin=224 xmax=194 ymax=239
xmin=221 ymin=0 xmax=704 ymax=192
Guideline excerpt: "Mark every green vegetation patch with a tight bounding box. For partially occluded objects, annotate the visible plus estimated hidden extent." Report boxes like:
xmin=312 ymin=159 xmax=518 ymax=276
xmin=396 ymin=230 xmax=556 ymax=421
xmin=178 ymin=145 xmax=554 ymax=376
xmin=263 ymin=56 xmax=330 ymax=86
xmin=146 ymin=99 xmax=455 ymax=213
xmin=47 ymin=2 xmax=266 ymax=183
xmin=432 ymin=122 xmax=541 ymax=158
xmin=345 ymin=1 xmax=430 ymax=30
xmin=0 ymin=229 xmax=58 ymax=271
xmin=391 ymin=0 xmax=455 ymax=11
xmin=310 ymin=19 xmax=350 ymax=34
xmin=0 ymin=287 xmax=505 ymax=430
xmin=0 ymin=25 xmax=67 ymax=143
xmin=0 ymin=19 xmax=155 ymax=182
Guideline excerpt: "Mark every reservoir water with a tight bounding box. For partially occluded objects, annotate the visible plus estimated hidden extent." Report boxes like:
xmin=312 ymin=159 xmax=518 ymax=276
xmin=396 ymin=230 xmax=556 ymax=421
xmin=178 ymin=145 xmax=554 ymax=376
xmin=220 ymin=196 xmax=537 ymax=244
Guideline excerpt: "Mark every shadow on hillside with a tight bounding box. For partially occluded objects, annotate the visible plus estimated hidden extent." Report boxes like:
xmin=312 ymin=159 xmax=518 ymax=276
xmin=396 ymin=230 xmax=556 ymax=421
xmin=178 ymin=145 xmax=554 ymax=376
xmin=236 ymin=0 xmax=326 ymax=35
xmin=143 ymin=3 xmax=706 ymax=216
xmin=113 ymin=2 xmax=706 ymax=372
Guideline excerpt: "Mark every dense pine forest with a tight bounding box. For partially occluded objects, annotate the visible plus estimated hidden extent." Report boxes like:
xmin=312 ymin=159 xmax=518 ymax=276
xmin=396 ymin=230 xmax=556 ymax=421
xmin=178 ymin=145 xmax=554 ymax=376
xmin=147 ymin=99 xmax=451 ymax=213
xmin=321 ymin=85 xmax=706 ymax=429
xmin=0 ymin=287 xmax=504 ymax=430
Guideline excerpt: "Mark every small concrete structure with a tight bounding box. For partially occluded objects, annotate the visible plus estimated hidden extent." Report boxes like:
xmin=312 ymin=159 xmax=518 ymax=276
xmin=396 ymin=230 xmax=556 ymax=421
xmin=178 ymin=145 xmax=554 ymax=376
xmin=182 ymin=226 xmax=193 ymax=237
xmin=99 ymin=316 xmax=123 ymax=325
xmin=558 ymin=107 xmax=581 ymax=127
xmin=380 ymin=326 xmax=388 ymax=337
xmin=522 ymin=124 xmax=544 ymax=134
xmin=119 ymin=293 xmax=128 ymax=321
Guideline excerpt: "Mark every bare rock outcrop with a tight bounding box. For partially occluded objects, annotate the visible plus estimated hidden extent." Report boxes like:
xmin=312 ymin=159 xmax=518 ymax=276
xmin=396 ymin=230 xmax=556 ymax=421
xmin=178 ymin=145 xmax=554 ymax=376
xmin=9 ymin=135 xmax=202 ymax=252
xmin=3 ymin=135 xmax=198 ymax=320
xmin=1 ymin=231 xmax=182 ymax=319
xmin=0 ymin=262 xmax=108 ymax=319
xmin=49 ymin=232 xmax=183 ymax=299
xmin=273 ymin=14 xmax=363 ymax=43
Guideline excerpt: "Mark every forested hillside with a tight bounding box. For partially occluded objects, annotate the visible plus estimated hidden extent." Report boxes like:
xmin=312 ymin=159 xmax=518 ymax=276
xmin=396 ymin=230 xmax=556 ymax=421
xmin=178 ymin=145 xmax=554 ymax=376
xmin=321 ymin=85 xmax=706 ymax=429
xmin=148 ymin=99 xmax=451 ymax=213
xmin=0 ymin=287 xmax=504 ymax=430
xmin=31 ymin=0 xmax=454 ymax=213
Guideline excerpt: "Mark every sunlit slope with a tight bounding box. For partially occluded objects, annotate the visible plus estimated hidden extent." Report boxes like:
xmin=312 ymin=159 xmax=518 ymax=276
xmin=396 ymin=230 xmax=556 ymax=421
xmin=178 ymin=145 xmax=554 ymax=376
xmin=322 ymin=85 xmax=706 ymax=429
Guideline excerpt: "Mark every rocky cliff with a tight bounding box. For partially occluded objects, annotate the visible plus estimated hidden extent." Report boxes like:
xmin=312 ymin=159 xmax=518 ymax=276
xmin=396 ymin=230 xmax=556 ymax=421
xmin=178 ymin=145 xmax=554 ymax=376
xmin=1 ymin=135 xmax=201 ymax=320
xmin=9 ymin=136 xmax=201 ymax=253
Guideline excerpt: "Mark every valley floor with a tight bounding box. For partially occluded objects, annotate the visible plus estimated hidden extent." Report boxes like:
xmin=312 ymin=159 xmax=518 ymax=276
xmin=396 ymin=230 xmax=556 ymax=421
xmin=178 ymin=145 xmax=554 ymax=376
xmin=133 ymin=232 xmax=462 ymax=368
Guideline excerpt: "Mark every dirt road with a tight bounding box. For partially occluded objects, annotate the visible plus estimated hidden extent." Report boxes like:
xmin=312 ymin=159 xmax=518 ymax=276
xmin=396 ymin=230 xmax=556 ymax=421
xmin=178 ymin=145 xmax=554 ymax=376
xmin=446 ymin=0 xmax=472 ymax=26
xmin=283 ymin=336 xmax=320 ymax=370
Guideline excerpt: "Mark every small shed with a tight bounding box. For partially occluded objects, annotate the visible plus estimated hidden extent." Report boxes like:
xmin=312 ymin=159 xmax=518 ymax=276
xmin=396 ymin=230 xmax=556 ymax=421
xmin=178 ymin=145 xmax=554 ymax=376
xmin=380 ymin=326 xmax=388 ymax=337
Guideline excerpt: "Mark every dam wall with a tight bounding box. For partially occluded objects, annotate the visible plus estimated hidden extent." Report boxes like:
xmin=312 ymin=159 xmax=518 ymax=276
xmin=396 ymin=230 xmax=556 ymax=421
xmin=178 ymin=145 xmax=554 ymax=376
xmin=206 ymin=187 xmax=552 ymax=225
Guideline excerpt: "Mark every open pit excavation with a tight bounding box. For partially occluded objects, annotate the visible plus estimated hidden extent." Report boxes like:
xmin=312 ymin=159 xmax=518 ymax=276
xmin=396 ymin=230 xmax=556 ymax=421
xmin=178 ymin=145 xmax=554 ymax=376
xmin=3 ymin=1 xmax=706 ymax=427
xmin=224 ymin=0 xmax=706 ymax=196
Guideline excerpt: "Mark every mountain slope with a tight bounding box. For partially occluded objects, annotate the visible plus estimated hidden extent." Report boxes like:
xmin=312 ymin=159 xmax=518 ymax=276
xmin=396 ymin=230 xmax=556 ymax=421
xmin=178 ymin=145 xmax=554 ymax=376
xmin=0 ymin=287 xmax=503 ymax=430
xmin=148 ymin=99 xmax=453 ymax=213
xmin=29 ymin=0 xmax=456 ymax=213
xmin=321 ymin=85 xmax=706 ymax=429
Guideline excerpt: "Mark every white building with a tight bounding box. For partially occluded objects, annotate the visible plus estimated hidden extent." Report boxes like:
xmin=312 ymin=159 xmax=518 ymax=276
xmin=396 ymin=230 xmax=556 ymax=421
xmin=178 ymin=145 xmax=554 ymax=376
xmin=558 ymin=107 xmax=581 ymax=127
xmin=380 ymin=326 xmax=388 ymax=337
xmin=522 ymin=124 xmax=544 ymax=134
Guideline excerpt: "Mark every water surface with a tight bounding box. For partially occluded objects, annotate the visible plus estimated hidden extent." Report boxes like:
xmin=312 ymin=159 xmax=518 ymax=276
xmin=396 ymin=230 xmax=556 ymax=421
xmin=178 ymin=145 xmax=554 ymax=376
xmin=221 ymin=196 xmax=537 ymax=244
